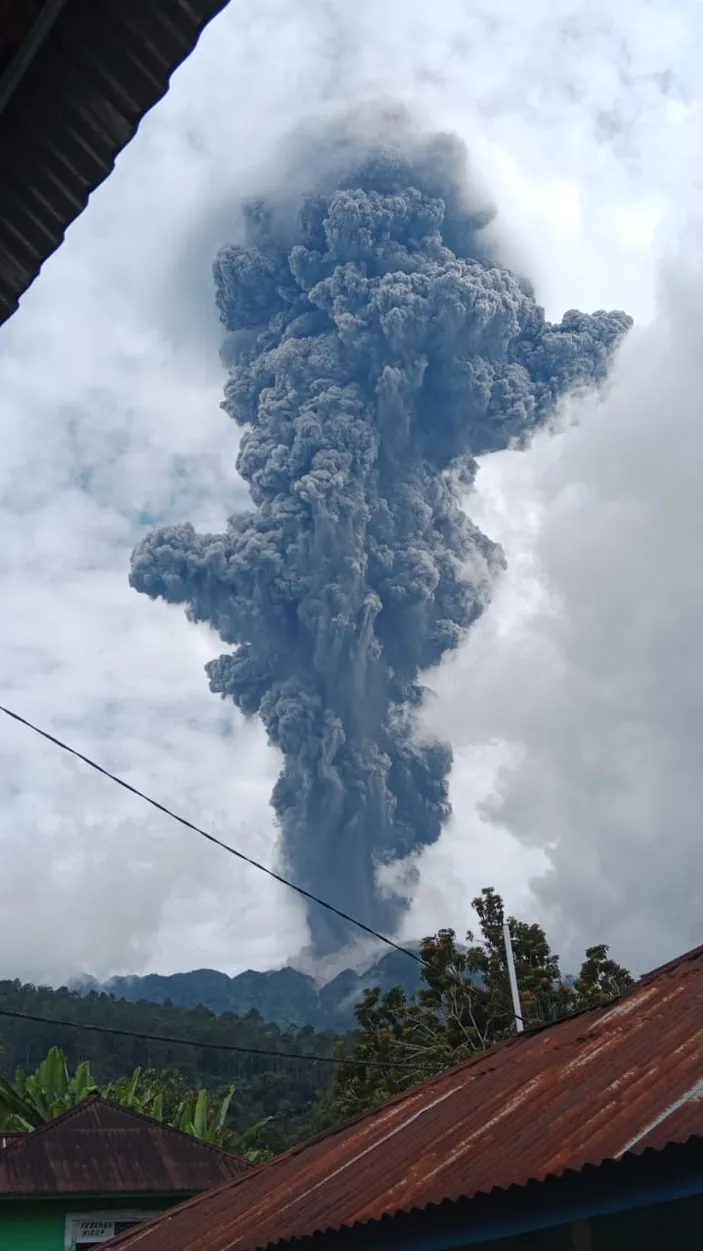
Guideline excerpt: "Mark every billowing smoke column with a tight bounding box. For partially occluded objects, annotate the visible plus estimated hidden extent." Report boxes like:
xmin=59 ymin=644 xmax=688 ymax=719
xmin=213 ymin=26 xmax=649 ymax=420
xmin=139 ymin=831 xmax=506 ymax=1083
xmin=130 ymin=117 xmax=631 ymax=954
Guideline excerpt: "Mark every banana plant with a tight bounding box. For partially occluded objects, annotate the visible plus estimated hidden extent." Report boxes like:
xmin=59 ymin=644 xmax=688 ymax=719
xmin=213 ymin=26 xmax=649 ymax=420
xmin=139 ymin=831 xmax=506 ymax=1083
xmin=102 ymin=1067 xmax=165 ymax=1122
xmin=0 ymin=1047 xmax=99 ymax=1130
xmin=175 ymin=1086 xmax=236 ymax=1147
xmin=174 ymin=1088 xmax=274 ymax=1159
xmin=0 ymin=1076 xmax=42 ymax=1131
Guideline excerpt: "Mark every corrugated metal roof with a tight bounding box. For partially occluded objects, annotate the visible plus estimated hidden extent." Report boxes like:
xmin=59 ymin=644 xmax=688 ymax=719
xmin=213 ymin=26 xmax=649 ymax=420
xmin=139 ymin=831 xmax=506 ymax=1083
xmin=0 ymin=0 xmax=229 ymax=329
xmin=107 ymin=943 xmax=703 ymax=1251
xmin=0 ymin=1093 xmax=251 ymax=1194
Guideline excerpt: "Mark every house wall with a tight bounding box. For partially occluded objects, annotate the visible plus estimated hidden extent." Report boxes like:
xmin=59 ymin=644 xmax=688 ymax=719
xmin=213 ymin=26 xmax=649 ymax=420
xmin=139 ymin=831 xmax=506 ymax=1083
xmin=439 ymin=1192 xmax=703 ymax=1250
xmin=0 ymin=1194 xmax=191 ymax=1250
xmin=458 ymin=1227 xmax=572 ymax=1250
xmin=583 ymin=1192 xmax=703 ymax=1250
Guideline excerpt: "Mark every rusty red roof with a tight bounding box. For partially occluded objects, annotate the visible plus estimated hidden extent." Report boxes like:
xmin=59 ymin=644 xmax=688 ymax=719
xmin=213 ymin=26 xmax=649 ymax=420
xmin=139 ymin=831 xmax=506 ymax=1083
xmin=106 ymin=943 xmax=703 ymax=1251
xmin=0 ymin=1093 xmax=251 ymax=1195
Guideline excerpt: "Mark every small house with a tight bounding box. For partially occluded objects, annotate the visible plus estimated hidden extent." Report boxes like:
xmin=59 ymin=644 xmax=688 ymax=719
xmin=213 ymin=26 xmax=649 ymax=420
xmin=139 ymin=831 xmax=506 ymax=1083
xmin=0 ymin=1093 xmax=250 ymax=1249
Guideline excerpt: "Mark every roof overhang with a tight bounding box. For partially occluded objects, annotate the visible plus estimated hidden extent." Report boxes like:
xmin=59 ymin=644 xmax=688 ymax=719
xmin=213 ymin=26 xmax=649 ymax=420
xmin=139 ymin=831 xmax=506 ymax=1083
xmin=0 ymin=0 xmax=229 ymax=328
xmin=288 ymin=1137 xmax=703 ymax=1251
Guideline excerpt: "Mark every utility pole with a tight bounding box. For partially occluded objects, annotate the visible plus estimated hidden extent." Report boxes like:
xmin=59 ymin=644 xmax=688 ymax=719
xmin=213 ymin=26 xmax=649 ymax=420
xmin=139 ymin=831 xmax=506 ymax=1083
xmin=503 ymin=921 xmax=524 ymax=1034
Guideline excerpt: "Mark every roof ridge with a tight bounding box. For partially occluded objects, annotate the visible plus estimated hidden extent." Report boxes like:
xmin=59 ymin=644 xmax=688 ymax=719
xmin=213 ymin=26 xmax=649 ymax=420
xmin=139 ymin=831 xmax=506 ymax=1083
xmin=0 ymin=1093 xmax=249 ymax=1166
xmin=636 ymin=941 xmax=703 ymax=984
xmin=0 ymin=1091 xmax=103 ymax=1149
xmin=94 ymin=1095 xmax=252 ymax=1164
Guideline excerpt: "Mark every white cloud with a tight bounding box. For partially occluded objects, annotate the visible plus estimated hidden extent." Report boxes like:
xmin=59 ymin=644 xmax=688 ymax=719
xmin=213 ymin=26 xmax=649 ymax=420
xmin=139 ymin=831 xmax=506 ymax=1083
xmin=1 ymin=0 xmax=703 ymax=984
xmin=420 ymin=247 xmax=703 ymax=975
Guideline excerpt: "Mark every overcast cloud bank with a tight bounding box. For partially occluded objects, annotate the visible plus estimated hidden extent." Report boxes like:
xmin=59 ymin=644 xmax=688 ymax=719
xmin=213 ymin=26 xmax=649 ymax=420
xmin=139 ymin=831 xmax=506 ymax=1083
xmin=0 ymin=0 xmax=702 ymax=982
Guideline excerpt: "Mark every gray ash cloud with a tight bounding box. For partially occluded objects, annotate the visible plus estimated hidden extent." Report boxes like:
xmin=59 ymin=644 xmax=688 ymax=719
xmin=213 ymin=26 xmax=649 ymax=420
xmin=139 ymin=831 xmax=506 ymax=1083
xmin=130 ymin=114 xmax=631 ymax=954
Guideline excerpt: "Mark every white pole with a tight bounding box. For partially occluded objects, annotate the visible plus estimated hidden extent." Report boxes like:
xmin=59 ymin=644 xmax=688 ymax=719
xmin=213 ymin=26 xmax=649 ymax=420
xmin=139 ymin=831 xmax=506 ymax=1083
xmin=503 ymin=921 xmax=524 ymax=1033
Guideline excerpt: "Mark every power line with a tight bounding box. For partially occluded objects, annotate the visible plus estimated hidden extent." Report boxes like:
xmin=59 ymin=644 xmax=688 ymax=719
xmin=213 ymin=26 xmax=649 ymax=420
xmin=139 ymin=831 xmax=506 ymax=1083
xmin=0 ymin=704 xmax=426 ymax=969
xmin=0 ymin=703 xmax=538 ymax=1030
xmin=0 ymin=1007 xmax=435 ymax=1071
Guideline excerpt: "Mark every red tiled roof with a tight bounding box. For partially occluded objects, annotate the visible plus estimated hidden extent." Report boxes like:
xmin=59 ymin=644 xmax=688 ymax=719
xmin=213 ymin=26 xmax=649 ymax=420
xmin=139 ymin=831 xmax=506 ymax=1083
xmin=107 ymin=943 xmax=703 ymax=1251
xmin=0 ymin=1093 xmax=251 ymax=1195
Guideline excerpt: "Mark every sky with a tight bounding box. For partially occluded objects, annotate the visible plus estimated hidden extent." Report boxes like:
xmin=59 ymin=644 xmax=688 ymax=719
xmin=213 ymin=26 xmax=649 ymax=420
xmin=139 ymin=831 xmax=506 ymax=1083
xmin=1 ymin=0 xmax=703 ymax=986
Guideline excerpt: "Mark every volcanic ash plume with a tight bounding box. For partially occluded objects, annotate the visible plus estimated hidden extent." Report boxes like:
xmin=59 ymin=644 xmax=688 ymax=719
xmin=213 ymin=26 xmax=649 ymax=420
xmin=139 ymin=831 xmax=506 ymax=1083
xmin=130 ymin=118 xmax=631 ymax=954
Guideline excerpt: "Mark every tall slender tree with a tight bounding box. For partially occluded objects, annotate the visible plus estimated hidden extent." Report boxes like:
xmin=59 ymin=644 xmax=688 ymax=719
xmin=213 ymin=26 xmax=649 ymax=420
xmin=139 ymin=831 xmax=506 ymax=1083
xmin=317 ymin=888 xmax=633 ymax=1123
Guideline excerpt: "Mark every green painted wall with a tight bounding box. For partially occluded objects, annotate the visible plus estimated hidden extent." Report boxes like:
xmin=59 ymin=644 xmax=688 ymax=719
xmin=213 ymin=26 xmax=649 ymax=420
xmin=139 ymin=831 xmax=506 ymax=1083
xmin=1 ymin=1202 xmax=60 ymax=1250
xmin=0 ymin=1194 xmax=190 ymax=1250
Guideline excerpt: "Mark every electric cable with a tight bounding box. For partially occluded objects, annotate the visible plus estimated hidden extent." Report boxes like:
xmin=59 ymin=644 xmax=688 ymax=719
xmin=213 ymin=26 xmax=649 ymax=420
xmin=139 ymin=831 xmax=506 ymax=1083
xmin=0 ymin=703 xmax=426 ymax=969
xmin=0 ymin=1006 xmax=436 ymax=1070
xmin=0 ymin=703 xmax=542 ymax=1031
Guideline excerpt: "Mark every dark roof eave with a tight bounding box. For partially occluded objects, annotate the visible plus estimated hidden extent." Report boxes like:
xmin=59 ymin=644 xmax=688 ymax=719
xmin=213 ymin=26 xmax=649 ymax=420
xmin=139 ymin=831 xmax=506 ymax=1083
xmin=0 ymin=0 xmax=231 ymax=329
xmin=0 ymin=0 xmax=69 ymax=117
xmin=4 ymin=1188 xmax=200 ymax=1201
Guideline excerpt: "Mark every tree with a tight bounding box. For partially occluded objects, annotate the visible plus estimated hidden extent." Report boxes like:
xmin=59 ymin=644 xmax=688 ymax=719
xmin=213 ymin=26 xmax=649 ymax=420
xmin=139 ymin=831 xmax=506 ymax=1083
xmin=318 ymin=888 xmax=633 ymax=1124
xmin=574 ymin=944 xmax=634 ymax=1007
xmin=102 ymin=1066 xmax=190 ymax=1125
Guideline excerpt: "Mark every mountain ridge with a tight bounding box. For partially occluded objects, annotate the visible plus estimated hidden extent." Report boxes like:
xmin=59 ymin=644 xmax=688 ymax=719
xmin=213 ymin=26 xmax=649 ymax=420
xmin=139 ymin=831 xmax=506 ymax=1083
xmin=71 ymin=947 xmax=425 ymax=1033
